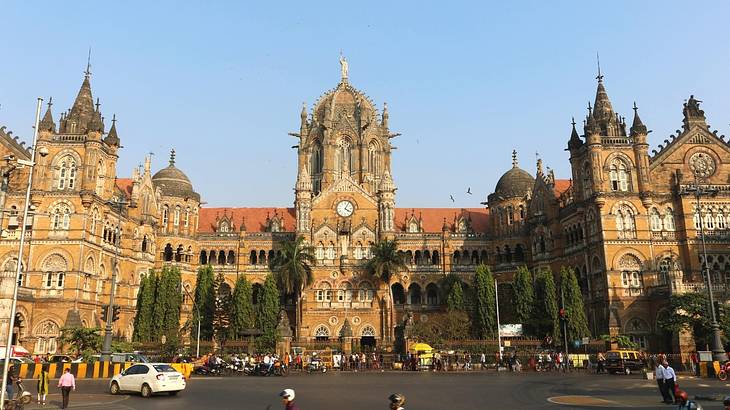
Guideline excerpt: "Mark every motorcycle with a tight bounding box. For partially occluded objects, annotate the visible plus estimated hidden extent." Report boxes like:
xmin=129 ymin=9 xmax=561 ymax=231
xmin=307 ymin=358 xmax=327 ymax=374
xmin=3 ymin=379 xmax=32 ymax=409
xmin=250 ymin=360 xmax=288 ymax=377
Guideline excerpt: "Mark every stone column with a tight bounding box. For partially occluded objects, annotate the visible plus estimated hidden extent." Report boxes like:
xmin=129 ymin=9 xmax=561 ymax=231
xmin=340 ymin=318 xmax=354 ymax=355
xmin=276 ymin=310 xmax=293 ymax=357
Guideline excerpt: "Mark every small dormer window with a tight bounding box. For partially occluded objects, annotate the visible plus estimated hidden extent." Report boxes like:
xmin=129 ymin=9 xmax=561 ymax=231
xmin=270 ymin=219 xmax=281 ymax=232
xmin=408 ymin=221 xmax=419 ymax=233
xmin=219 ymin=221 xmax=229 ymax=232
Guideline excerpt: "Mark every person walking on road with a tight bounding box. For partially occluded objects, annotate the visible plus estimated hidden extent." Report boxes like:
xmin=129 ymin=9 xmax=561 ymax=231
xmin=662 ymin=361 xmax=677 ymax=404
xmin=280 ymin=388 xmax=300 ymax=410
xmin=37 ymin=364 xmax=49 ymax=405
xmin=57 ymin=367 xmax=75 ymax=409
xmin=655 ymin=361 xmax=670 ymax=403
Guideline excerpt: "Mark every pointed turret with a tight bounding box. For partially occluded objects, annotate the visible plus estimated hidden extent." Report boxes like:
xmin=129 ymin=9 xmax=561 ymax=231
xmin=62 ymin=72 xmax=95 ymax=134
xmin=589 ymin=68 xmax=626 ymax=137
xmin=630 ymin=102 xmax=648 ymax=136
xmin=382 ymin=102 xmax=389 ymax=129
xmin=568 ymin=117 xmax=583 ymax=150
xmin=39 ymin=97 xmax=56 ymax=133
xmin=105 ymin=114 xmax=120 ymax=147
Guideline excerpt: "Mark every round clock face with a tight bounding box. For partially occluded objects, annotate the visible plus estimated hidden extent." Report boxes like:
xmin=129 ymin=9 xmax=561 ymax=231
xmin=690 ymin=152 xmax=716 ymax=178
xmin=336 ymin=200 xmax=354 ymax=217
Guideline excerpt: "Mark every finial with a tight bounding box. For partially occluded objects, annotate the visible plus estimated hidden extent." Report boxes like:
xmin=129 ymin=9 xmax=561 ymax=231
xmin=169 ymin=148 xmax=176 ymax=166
xmin=633 ymin=101 xmax=638 ymax=114
xmin=84 ymin=47 xmax=92 ymax=78
xmin=587 ymin=101 xmax=593 ymax=115
xmin=512 ymin=150 xmax=518 ymax=168
xmin=339 ymin=51 xmax=349 ymax=81
xmin=95 ymin=98 xmax=100 ymax=112
xmin=571 ymin=117 xmax=576 ymax=127
xmin=596 ymin=52 xmax=603 ymax=82
xmin=47 ymin=96 xmax=53 ymax=109
xmin=111 ymin=114 xmax=116 ymax=124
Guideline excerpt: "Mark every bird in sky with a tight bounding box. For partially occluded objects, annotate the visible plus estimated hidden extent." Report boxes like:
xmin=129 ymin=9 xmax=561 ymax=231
xmin=450 ymin=195 xmax=455 ymax=202
xmin=466 ymin=187 xmax=472 ymax=195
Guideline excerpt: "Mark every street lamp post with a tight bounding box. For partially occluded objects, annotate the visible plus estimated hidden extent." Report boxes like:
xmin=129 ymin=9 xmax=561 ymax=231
xmin=181 ymin=284 xmax=201 ymax=358
xmin=0 ymin=98 xmax=43 ymax=409
xmin=683 ymin=165 xmax=728 ymax=362
xmin=101 ymin=196 xmax=127 ymax=362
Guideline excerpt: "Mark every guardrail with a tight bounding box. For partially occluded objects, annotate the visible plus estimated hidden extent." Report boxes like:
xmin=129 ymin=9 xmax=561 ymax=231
xmin=12 ymin=362 xmax=193 ymax=380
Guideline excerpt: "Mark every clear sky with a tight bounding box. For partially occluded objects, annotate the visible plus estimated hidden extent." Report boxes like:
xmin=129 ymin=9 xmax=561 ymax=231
xmin=2 ymin=1 xmax=729 ymax=208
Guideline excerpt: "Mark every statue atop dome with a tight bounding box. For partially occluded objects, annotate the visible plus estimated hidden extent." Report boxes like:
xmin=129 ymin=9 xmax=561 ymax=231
xmin=339 ymin=52 xmax=349 ymax=81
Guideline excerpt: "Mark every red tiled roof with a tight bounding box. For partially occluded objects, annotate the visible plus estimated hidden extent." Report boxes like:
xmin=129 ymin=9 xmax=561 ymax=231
xmin=395 ymin=208 xmax=489 ymax=233
xmin=115 ymin=178 xmax=133 ymax=198
xmin=198 ymin=207 xmax=296 ymax=233
xmin=553 ymin=179 xmax=572 ymax=198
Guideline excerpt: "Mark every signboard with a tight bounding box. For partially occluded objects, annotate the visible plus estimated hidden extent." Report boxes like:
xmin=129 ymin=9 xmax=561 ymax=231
xmin=698 ymin=351 xmax=712 ymax=362
xmin=582 ymin=337 xmax=590 ymax=345
xmin=499 ymin=324 xmax=523 ymax=337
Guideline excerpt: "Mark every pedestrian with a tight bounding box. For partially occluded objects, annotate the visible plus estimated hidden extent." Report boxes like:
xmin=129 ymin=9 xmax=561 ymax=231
xmin=662 ymin=361 xmax=676 ymax=404
xmin=37 ymin=364 xmax=49 ymax=405
xmin=388 ymin=393 xmax=406 ymax=410
xmin=57 ymin=367 xmax=75 ymax=409
xmin=480 ymin=352 xmax=486 ymax=370
xmin=655 ymin=360 xmax=669 ymax=403
xmin=280 ymin=388 xmax=299 ymax=410
xmin=5 ymin=364 xmax=15 ymax=400
xmin=676 ymin=390 xmax=702 ymax=410
xmin=596 ymin=352 xmax=606 ymax=374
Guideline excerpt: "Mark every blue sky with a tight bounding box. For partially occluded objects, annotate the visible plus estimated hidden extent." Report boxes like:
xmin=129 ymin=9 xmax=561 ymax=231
xmin=2 ymin=1 xmax=729 ymax=207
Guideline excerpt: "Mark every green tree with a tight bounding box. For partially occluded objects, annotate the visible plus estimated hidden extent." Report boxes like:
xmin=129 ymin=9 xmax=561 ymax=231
xmin=229 ymin=275 xmax=255 ymax=339
xmin=256 ymin=273 xmax=281 ymax=351
xmin=513 ymin=266 xmax=535 ymax=335
xmin=365 ymin=239 xmax=408 ymax=339
xmin=270 ymin=236 xmax=315 ymax=338
xmin=447 ymin=280 xmax=465 ymax=312
xmin=560 ymin=267 xmax=591 ymax=342
xmin=132 ymin=272 xmax=156 ymax=342
xmin=472 ymin=264 xmax=496 ymax=339
xmin=534 ymin=269 xmax=560 ymax=340
xmin=60 ymin=327 xmax=102 ymax=357
xmin=193 ymin=265 xmax=215 ymax=340
xmin=657 ymin=292 xmax=730 ymax=348
xmin=212 ymin=271 xmax=232 ymax=348
xmin=150 ymin=266 xmax=182 ymax=344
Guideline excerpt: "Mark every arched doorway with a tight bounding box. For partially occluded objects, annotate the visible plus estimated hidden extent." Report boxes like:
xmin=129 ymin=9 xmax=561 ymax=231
xmin=360 ymin=325 xmax=377 ymax=351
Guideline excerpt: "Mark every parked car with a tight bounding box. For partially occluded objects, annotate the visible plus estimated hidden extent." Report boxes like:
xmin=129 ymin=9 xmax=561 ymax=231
xmin=605 ymin=350 xmax=646 ymax=375
xmin=111 ymin=353 xmax=148 ymax=363
xmin=0 ymin=357 xmax=34 ymax=367
xmin=109 ymin=363 xmax=185 ymax=397
xmin=49 ymin=355 xmax=74 ymax=363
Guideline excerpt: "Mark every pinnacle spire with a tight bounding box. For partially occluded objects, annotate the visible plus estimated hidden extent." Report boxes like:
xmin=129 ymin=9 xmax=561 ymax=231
xmin=63 ymin=68 xmax=95 ymax=134
xmin=39 ymin=97 xmax=56 ymax=132
xmin=630 ymin=102 xmax=647 ymax=136
xmin=105 ymin=114 xmax=120 ymax=146
xmin=568 ymin=116 xmax=583 ymax=149
xmin=511 ymin=150 xmax=518 ymax=168
xmin=169 ymin=148 xmax=176 ymax=166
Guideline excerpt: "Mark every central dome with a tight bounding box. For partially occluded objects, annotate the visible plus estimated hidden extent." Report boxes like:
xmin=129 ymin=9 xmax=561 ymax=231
xmin=152 ymin=150 xmax=200 ymax=201
xmin=494 ymin=167 xmax=535 ymax=199
xmin=312 ymin=81 xmax=377 ymax=124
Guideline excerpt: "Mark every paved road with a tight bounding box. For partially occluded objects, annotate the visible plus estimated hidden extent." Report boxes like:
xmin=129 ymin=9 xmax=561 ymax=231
xmin=23 ymin=371 xmax=730 ymax=409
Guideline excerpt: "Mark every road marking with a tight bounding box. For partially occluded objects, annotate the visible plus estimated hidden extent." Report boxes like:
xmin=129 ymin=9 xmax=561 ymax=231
xmin=547 ymin=395 xmax=619 ymax=407
xmin=698 ymin=383 xmax=710 ymax=387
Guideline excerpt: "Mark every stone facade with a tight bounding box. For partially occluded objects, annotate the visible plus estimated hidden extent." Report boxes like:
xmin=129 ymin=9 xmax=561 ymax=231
xmin=0 ymin=65 xmax=728 ymax=354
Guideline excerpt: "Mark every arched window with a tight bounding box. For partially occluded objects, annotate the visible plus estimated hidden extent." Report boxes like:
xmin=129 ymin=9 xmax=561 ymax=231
xmin=619 ymin=254 xmax=643 ymax=296
xmin=391 ymin=283 xmax=406 ymax=305
xmin=426 ymin=283 xmax=439 ymax=306
xmin=313 ymin=325 xmax=330 ymax=341
xmin=609 ymin=160 xmax=630 ymax=192
xmin=201 ymin=250 xmax=209 ymax=265
xmin=507 ymin=206 xmax=514 ymax=225
xmin=408 ymin=283 xmax=422 ymax=305
xmin=184 ymin=207 xmax=190 ymax=228
xmin=316 ymin=282 xmax=333 ymax=303
xmin=259 ymin=250 xmax=266 ymax=265
xmin=582 ymin=163 xmax=592 ymax=199
xmin=3 ymin=258 xmax=23 ymax=287
xmin=311 ymin=140 xmax=323 ymax=193
xmin=141 ymin=235 xmax=148 ymax=252
xmin=173 ymin=206 xmax=181 ymax=227
xmin=175 ymin=245 xmax=184 ymax=262
xmin=649 ymin=208 xmax=662 ymax=231
xmin=51 ymin=204 xmax=71 ymax=231
xmin=164 ymin=244 xmax=173 ymax=262
xmin=315 ymin=242 xmax=325 ymax=260
xmin=358 ymin=282 xmax=374 ymax=302
xmin=664 ymin=208 xmax=676 ymax=231
xmin=408 ymin=220 xmax=419 ymax=233
xmin=658 ymin=257 xmax=672 ymax=286
xmin=368 ymin=141 xmax=380 ymax=175
xmin=249 ymin=250 xmax=257 ymax=265
xmin=338 ymin=282 xmax=353 ymax=303
xmin=56 ymin=156 xmax=77 ymax=190
xmin=326 ymin=242 xmax=336 ymax=260
xmin=718 ymin=210 xmax=727 ymax=230
xmin=615 ymin=205 xmax=636 ymax=239
xmin=34 ymin=320 xmax=60 ymax=354
xmin=704 ymin=210 xmax=715 ymax=230
xmin=432 ymin=250 xmax=440 ymax=265
xmin=42 ymin=254 xmax=67 ymax=290
xmin=227 ymin=250 xmax=235 ymax=265
xmin=452 ymin=251 xmax=460 ymax=265
xmin=95 ymin=160 xmax=105 ymax=195
xmin=354 ymin=242 xmax=364 ymax=260
xmin=414 ymin=250 xmax=422 ymax=265
xmin=162 ymin=205 xmax=169 ymax=230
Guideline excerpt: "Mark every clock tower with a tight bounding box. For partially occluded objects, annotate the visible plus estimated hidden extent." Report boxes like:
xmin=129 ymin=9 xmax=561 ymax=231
xmin=290 ymin=58 xmax=397 ymax=340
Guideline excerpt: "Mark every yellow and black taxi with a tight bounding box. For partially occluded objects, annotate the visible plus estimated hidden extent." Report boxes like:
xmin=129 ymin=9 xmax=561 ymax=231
xmin=605 ymin=350 xmax=646 ymax=375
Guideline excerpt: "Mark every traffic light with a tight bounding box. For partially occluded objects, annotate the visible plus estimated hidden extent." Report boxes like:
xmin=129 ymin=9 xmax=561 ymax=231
xmin=112 ymin=305 xmax=120 ymax=322
xmin=101 ymin=304 xmax=109 ymax=322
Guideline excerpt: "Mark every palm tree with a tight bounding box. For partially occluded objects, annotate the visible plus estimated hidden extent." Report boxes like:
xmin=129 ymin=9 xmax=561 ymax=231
xmin=365 ymin=239 xmax=408 ymax=342
xmin=270 ymin=236 xmax=315 ymax=339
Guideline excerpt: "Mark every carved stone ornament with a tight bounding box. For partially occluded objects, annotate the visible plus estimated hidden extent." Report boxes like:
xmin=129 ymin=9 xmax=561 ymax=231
xmin=689 ymin=152 xmax=716 ymax=178
xmin=43 ymin=254 xmax=68 ymax=272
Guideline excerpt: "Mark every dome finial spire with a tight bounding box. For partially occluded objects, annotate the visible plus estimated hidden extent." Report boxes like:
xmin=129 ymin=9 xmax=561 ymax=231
xmin=84 ymin=47 xmax=92 ymax=79
xmin=596 ymin=52 xmax=603 ymax=82
xmin=169 ymin=148 xmax=176 ymax=166
xmin=512 ymin=150 xmax=518 ymax=168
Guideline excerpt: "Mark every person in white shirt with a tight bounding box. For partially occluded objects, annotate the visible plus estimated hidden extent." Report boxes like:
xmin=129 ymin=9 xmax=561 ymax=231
xmin=264 ymin=354 xmax=273 ymax=372
xmin=662 ymin=361 xmax=677 ymax=404
xmin=655 ymin=362 xmax=669 ymax=403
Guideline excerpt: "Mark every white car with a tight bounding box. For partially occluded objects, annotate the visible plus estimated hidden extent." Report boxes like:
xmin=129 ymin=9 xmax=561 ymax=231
xmin=109 ymin=363 xmax=186 ymax=397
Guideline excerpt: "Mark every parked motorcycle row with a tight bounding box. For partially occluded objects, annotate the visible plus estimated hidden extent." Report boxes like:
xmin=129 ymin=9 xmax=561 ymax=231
xmin=193 ymin=355 xmax=289 ymax=377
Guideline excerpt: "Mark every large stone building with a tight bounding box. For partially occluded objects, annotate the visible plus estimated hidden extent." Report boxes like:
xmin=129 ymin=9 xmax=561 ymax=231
xmin=0 ymin=61 xmax=728 ymax=354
